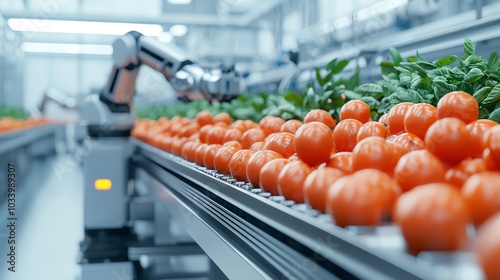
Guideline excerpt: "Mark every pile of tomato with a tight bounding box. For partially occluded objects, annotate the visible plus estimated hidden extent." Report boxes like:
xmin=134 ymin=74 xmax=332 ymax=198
xmin=132 ymin=91 xmax=500 ymax=280
xmin=0 ymin=117 xmax=51 ymax=134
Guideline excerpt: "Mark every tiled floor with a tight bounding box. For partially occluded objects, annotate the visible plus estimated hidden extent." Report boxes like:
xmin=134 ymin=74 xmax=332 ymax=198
xmin=0 ymin=155 xmax=83 ymax=280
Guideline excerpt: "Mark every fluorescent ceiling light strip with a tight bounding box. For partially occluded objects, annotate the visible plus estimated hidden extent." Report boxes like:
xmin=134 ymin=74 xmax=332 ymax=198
xmin=8 ymin=19 xmax=163 ymax=36
xmin=169 ymin=24 xmax=188 ymax=36
xmin=21 ymin=42 xmax=113 ymax=55
xmin=168 ymin=0 xmax=192 ymax=4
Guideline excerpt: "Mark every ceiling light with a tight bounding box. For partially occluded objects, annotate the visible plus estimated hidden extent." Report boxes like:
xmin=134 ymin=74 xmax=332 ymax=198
xmin=158 ymin=32 xmax=173 ymax=43
xmin=8 ymin=19 xmax=163 ymax=36
xmin=20 ymin=42 xmax=113 ymax=55
xmin=169 ymin=25 xmax=188 ymax=37
xmin=354 ymin=0 xmax=408 ymax=21
xmin=167 ymin=0 xmax=192 ymax=4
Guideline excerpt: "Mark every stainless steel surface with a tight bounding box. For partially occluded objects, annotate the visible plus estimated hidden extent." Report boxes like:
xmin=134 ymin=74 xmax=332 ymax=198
xmin=0 ymin=124 xmax=58 ymax=155
xmin=0 ymin=155 xmax=84 ymax=280
xmin=131 ymin=139 xmax=484 ymax=280
xmin=130 ymin=196 xmax=154 ymax=221
xmin=84 ymin=137 xmax=132 ymax=229
xmin=82 ymin=262 xmax=133 ymax=280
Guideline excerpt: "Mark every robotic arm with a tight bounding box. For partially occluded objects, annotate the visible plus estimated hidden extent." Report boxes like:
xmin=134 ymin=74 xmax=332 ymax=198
xmin=83 ymin=31 xmax=241 ymax=133
xmin=102 ymin=31 xmax=241 ymax=106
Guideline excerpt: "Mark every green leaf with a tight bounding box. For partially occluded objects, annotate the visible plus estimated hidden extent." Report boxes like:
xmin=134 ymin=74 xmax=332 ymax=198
xmin=473 ymin=87 xmax=492 ymax=103
xmin=283 ymin=92 xmax=303 ymax=106
xmin=394 ymin=66 xmax=411 ymax=74
xmin=415 ymin=61 xmax=437 ymax=70
xmin=389 ymin=47 xmax=402 ymax=66
xmin=346 ymin=67 xmax=360 ymax=90
xmin=399 ymin=62 xmax=427 ymax=75
xmin=380 ymin=61 xmax=396 ymax=75
xmin=433 ymin=76 xmax=458 ymax=92
xmin=427 ymin=68 xmax=451 ymax=78
xmin=479 ymin=107 xmax=490 ymax=119
xmin=315 ymin=68 xmax=325 ymax=87
xmin=487 ymin=51 xmax=499 ymax=70
xmin=325 ymin=58 xmax=338 ymax=72
xmin=360 ymin=96 xmax=381 ymax=107
xmin=463 ymin=55 xmax=483 ymax=66
xmin=488 ymin=108 xmax=500 ymax=122
xmin=434 ymin=55 xmax=458 ymax=67
xmin=410 ymin=75 xmax=422 ymax=89
xmin=343 ymin=90 xmax=362 ymax=100
xmin=483 ymin=84 xmax=500 ymax=105
xmin=399 ymin=73 xmax=411 ymax=85
xmin=464 ymin=68 xmax=485 ymax=83
xmin=357 ymin=83 xmax=383 ymax=94
xmin=407 ymin=56 xmax=417 ymax=62
xmin=330 ymin=59 xmax=350 ymax=74
xmin=463 ymin=38 xmax=475 ymax=59
xmin=416 ymin=52 xmax=426 ymax=62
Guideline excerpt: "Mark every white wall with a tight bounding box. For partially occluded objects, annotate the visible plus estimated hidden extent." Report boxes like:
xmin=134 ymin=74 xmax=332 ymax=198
xmin=318 ymin=0 xmax=382 ymax=22
xmin=23 ymin=54 xmax=111 ymax=110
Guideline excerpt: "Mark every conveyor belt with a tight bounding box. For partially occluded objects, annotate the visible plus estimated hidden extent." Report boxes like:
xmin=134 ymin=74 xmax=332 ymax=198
xmin=132 ymin=139 xmax=483 ymax=280
xmin=0 ymin=124 xmax=59 ymax=155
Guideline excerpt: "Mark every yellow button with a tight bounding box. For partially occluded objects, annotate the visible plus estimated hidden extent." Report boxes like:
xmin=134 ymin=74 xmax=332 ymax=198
xmin=94 ymin=179 xmax=112 ymax=190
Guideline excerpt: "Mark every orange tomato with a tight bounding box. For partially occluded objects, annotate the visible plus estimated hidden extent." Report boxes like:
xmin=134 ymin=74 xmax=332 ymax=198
xmin=280 ymin=119 xmax=303 ymax=134
xmin=332 ymin=119 xmax=363 ymax=152
xmin=303 ymin=167 xmax=344 ymax=213
xmin=392 ymin=183 xmax=469 ymax=254
xmin=467 ymin=119 xmax=498 ymax=158
xmin=394 ymin=150 xmax=446 ymax=193
xmin=223 ymin=128 xmax=243 ymax=143
xmin=425 ymin=118 xmax=471 ymax=166
xmin=263 ymin=132 xmax=295 ymax=158
xmin=445 ymin=158 xmax=487 ymax=188
xmin=485 ymin=126 xmax=500 ymax=166
xmin=250 ymin=141 xmax=266 ymax=151
xmin=180 ymin=122 xmax=200 ymax=138
xmin=304 ymin=109 xmax=337 ymax=127
xmin=461 ymin=172 xmax=500 ymax=227
xmin=294 ymin=122 xmax=334 ymax=166
xmin=356 ymin=121 xmax=391 ymax=142
xmin=199 ymin=125 xmax=214 ymax=143
xmin=403 ymin=103 xmax=437 ymax=140
xmin=437 ymin=91 xmax=478 ymax=124
xmin=196 ymin=111 xmax=214 ymax=126
xmin=180 ymin=140 xmax=200 ymax=162
xmin=378 ymin=113 xmax=389 ymax=128
xmin=230 ymin=120 xmax=248 ymax=131
xmin=241 ymin=128 xmax=267 ymax=149
xmin=259 ymin=116 xmax=285 ymax=135
xmin=203 ymin=144 xmax=222 ymax=170
xmin=229 ymin=149 xmax=256 ymax=182
xmin=387 ymin=102 xmax=414 ymax=135
xmin=483 ymin=148 xmax=500 ymax=171
xmin=352 ymin=137 xmax=396 ymax=175
xmin=214 ymin=112 xmax=231 ymax=125
xmin=277 ymin=160 xmax=311 ymax=203
xmin=214 ymin=146 xmax=240 ymax=174
xmin=206 ymin=126 xmax=227 ymax=145
xmin=246 ymin=150 xmax=283 ymax=187
xmin=327 ymin=169 xmax=397 ymax=227
xmin=325 ymin=152 xmax=353 ymax=174
xmin=171 ymin=137 xmax=188 ymax=156
xmin=392 ymin=133 xmax=426 ymax=154
xmin=260 ymin=158 xmax=290 ymax=195
xmin=222 ymin=140 xmax=242 ymax=149
xmin=194 ymin=143 xmax=208 ymax=166
xmin=340 ymin=100 xmax=371 ymax=123
xmin=475 ymin=213 xmax=500 ymax=280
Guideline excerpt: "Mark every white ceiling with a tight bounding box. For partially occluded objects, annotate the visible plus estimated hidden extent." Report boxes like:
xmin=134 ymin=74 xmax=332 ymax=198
xmin=0 ymin=0 xmax=282 ymax=26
